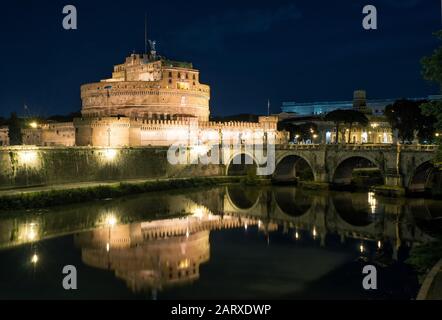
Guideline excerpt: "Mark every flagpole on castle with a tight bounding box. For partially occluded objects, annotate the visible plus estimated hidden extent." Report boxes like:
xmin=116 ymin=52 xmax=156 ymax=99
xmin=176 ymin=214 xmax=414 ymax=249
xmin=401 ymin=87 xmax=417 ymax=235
xmin=267 ymin=99 xmax=270 ymax=117
xmin=144 ymin=13 xmax=148 ymax=54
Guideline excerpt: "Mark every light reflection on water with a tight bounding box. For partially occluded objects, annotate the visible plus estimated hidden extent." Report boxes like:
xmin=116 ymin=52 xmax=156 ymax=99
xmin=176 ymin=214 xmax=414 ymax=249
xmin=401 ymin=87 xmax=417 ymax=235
xmin=0 ymin=185 xmax=441 ymax=299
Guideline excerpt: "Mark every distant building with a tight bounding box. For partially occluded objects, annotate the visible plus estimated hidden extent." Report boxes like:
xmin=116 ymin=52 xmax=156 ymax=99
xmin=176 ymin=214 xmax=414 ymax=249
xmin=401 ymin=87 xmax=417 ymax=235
xmin=279 ymin=91 xmax=442 ymax=145
xmin=21 ymin=122 xmax=75 ymax=146
xmin=279 ymin=91 xmax=394 ymax=144
xmin=281 ymin=91 xmax=441 ymax=117
xmin=282 ymin=115 xmax=393 ymax=145
xmin=0 ymin=126 xmax=9 ymax=146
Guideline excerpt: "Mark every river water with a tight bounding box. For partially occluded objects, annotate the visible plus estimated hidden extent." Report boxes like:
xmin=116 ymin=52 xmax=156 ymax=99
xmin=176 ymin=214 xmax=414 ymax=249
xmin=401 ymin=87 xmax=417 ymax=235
xmin=0 ymin=185 xmax=441 ymax=299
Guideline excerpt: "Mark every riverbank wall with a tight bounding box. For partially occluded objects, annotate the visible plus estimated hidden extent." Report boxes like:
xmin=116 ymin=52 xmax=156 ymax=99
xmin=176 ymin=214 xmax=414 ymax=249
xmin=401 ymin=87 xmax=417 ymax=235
xmin=0 ymin=146 xmax=224 ymax=190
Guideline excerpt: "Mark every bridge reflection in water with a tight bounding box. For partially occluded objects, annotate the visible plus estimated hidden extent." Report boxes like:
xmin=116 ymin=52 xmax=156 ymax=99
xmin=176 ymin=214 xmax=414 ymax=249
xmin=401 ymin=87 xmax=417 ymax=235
xmin=0 ymin=186 xmax=440 ymax=298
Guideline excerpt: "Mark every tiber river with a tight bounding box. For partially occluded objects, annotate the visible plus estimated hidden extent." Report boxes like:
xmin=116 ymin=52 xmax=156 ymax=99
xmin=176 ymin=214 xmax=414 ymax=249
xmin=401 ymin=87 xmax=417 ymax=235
xmin=0 ymin=185 xmax=440 ymax=299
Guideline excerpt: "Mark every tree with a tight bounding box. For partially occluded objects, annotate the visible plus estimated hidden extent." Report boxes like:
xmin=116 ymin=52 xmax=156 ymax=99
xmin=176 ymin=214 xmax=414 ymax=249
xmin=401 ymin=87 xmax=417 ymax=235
xmin=421 ymin=30 xmax=442 ymax=87
xmin=342 ymin=110 xmax=369 ymax=143
xmin=325 ymin=109 xmax=368 ymax=143
xmin=7 ymin=112 xmax=23 ymax=145
xmin=420 ymin=30 xmax=442 ymax=159
xmin=325 ymin=109 xmax=347 ymax=144
xmin=385 ymin=99 xmax=434 ymax=143
xmin=277 ymin=121 xmax=318 ymax=142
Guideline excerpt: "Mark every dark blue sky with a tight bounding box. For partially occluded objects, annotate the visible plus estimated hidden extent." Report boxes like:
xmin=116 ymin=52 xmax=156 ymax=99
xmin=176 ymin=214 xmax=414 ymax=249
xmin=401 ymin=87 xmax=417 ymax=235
xmin=0 ymin=0 xmax=440 ymax=117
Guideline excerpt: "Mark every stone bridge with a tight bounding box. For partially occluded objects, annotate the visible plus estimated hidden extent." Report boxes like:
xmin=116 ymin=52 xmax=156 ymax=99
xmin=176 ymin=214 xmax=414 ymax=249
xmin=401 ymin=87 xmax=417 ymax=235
xmin=226 ymin=144 xmax=438 ymax=192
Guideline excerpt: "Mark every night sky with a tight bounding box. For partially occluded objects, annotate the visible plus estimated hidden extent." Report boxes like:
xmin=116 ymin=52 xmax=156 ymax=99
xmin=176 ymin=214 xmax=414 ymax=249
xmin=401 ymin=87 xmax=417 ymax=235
xmin=0 ymin=0 xmax=441 ymax=118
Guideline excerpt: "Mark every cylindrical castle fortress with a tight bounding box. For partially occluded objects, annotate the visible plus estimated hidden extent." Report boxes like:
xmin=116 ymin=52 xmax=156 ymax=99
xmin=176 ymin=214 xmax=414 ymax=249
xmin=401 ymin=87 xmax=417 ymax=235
xmin=80 ymin=53 xmax=210 ymax=121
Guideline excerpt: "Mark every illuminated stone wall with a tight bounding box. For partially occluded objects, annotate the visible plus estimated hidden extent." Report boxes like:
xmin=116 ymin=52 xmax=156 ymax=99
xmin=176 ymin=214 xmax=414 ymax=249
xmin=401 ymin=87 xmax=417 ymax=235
xmin=0 ymin=146 xmax=223 ymax=189
xmin=22 ymin=122 xmax=75 ymax=146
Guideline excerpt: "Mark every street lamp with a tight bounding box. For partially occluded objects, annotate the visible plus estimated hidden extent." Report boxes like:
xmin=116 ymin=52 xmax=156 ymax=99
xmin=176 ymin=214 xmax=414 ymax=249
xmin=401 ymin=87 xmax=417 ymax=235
xmin=29 ymin=121 xmax=38 ymax=129
xmin=31 ymin=253 xmax=38 ymax=265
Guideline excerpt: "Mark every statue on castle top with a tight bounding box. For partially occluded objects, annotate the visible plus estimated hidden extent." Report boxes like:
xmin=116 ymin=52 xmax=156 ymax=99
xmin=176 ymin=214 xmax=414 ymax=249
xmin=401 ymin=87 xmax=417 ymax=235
xmin=148 ymin=40 xmax=156 ymax=52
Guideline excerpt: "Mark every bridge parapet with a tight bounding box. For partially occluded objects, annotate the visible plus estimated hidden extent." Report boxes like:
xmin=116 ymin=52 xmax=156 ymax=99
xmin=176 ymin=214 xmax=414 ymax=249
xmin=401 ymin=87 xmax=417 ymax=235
xmin=276 ymin=143 xmax=438 ymax=152
xmin=271 ymin=143 xmax=438 ymax=192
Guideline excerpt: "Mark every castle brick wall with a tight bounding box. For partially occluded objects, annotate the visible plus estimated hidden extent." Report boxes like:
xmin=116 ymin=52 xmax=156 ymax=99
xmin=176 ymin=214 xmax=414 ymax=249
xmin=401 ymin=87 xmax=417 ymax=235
xmin=22 ymin=122 xmax=75 ymax=146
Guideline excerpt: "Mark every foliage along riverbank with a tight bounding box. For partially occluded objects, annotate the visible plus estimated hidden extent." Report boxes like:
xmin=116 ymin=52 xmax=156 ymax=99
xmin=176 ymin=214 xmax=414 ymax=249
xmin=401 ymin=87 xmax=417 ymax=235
xmin=0 ymin=176 xmax=241 ymax=211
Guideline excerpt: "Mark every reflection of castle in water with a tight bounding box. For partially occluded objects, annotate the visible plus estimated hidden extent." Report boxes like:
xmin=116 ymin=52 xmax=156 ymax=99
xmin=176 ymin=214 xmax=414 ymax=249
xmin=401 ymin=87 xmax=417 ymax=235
xmin=0 ymin=185 xmax=440 ymax=294
xmin=74 ymin=213 xmax=255 ymax=293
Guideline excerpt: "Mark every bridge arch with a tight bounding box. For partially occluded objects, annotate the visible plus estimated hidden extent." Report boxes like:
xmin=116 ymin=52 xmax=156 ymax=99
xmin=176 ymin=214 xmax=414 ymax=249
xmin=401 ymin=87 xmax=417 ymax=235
xmin=409 ymin=199 xmax=442 ymax=236
xmin=226 ymin=152 xmax=258 ymax=176
xmin=273 ymin=188 xmax=313 ymax=217
xmin=331 ymin=192 xmax=380 ymax=228
xmin=332 ymin=155 xmax=382 ymax=186
xmin=408 ymin=160 xmax=435 ymax=193
xmin=225 ymin=185 xmax=261 ymax=211
xmin=273 ymin=154 xmax=315 ymax=183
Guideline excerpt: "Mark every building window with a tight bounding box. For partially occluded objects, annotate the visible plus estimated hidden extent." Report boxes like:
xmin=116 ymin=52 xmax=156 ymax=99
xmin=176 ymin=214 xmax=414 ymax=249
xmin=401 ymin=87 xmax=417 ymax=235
xmin=169 ymin=71 xmax=172 ymax=77
xmin=178 ymin=72 xmax=181 ymax=78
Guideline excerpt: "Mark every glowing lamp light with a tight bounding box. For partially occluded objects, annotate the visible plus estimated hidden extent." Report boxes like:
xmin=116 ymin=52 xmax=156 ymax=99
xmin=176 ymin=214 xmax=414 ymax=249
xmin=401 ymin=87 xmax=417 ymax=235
xmin=25 ymin=222 xmax=39 ymax=241
xmin=186 ymin=228 xmax=190 ymax=238
xmin=31 ymin=254 xmax=39 ymax=264
xmin=359 ymin=244 xmax=365 ymax=253
xmin=313 ymin=134 xmax=318 ymax=139
xmin=178 ymin=259 xmax=190 ymax=270
xmin=106 ymin=215 xmax=117 ymax=227
xmin=19 ymin=150 xmax=38 ymax=165
xmin=377 ymin=241 xmax=382 ymax=249
xmin=312 ymin=227 xmax=317 ymax=238
xmin=295 ymin=231 xmax=300 ymax=240
xmin=244 ymin=223 xmax=248 ymax=230
xmin=368 ymin=192 xmax=377 ymax=214
xmin=29 ymin=122 xmax=38 ymax=129
xmin=192 ymin=207 xmax=205 ymax=219
xmin=436 ymin=133 xmax=440 ymax=137
xmin=104 ymin=149 xmax=118 ymax=161
xmin=106 ymin=242 xmax=110 ymax=252
xmin=27 ymin=229 xmax=37 ymax=241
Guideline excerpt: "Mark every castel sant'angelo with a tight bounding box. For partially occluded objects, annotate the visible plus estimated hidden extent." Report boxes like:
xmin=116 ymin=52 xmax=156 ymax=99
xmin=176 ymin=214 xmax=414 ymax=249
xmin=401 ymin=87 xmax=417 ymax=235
xmin=61 ymin=41 xmax=283 ymax=148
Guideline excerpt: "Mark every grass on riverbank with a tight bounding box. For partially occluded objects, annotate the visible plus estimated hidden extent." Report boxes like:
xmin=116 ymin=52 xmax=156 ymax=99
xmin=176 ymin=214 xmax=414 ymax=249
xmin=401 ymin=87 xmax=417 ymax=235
xmin=0 ymin=176 xmax=241 ymax=211
xmin=407 ymin=238 xmax=442 ymax=283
